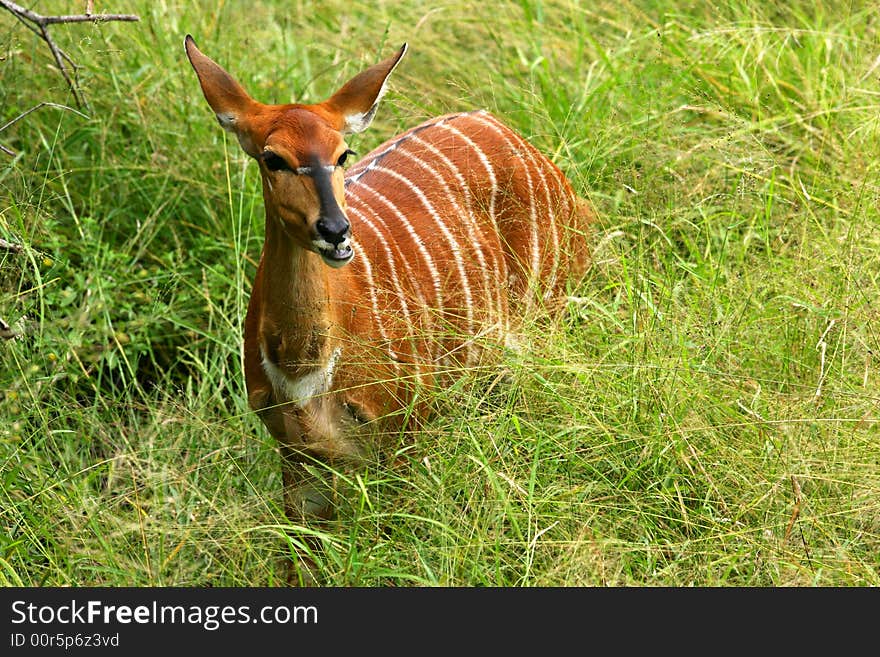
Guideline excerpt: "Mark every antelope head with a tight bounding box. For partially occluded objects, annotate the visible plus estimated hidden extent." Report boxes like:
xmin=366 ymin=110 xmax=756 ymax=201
xmin=184 ymin=35 xmax=407 ymax=268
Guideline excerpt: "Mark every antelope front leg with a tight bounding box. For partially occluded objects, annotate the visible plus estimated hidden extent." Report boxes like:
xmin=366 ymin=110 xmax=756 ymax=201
xmin=278 ymin=444 xmax=332 ymax=586
xmin=279 ymin=443 xmax=336 ymax=522
xmin=254 ymin=399 xmax=338 ymax=520
xmin=278 ymin=410 xmax=337 ymax=587
xmin=255 ymin=401 xmax=335 ymax=585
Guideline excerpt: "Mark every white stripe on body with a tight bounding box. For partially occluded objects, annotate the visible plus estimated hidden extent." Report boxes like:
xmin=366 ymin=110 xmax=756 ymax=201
xmin=465 ymin=113 xmax=541 ymax=309
xmin=347 ymin=195 xmax=438 ymax=365
xmin=349 ymin=238 xmax=400 ymax=370
xmin=438 ymin=120 xmax=499 ymax=232
xmin=347 ymin=204 xmax=425 ymax=384
xmin=368 ymin=164 xmax=477 ymax=365
xmin=481 ymin=112 xmax=564 ymax=301
xmin=408 ymin=134 xmax=508 ymax=339
xmin=348 ymin=182 xmax=445 ymax=322
xmin=391 ymin=146 xmax=496 ymax=328
xmin=435 ymin=119 xmax=505 ymax=337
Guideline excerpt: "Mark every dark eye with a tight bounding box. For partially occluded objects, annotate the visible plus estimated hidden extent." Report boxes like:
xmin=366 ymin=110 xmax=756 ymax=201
xmin=263 ymin=151 xmax=290 ymax=172
xmin=337 ymin=149 xmax=356 ymax=168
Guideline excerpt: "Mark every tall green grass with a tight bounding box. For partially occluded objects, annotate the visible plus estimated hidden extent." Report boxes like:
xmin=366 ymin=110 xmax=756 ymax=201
xmin=1 ymin=0 xmax=878 ymax=586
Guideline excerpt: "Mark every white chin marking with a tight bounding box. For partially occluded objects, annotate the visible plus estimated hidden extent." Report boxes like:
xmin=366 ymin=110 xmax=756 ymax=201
xmin=319 ymin=247 xmax=354 ymax=268
xmin=313 ymin=238 xmax=354 ymax=268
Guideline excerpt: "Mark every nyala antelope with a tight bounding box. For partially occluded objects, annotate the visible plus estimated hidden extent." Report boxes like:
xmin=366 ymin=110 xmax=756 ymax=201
xmin=185 ymin=36 xmax=592 ymax=583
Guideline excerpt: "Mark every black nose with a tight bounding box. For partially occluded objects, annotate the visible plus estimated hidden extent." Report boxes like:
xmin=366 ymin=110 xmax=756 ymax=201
xmin=316 ymin=213 xmax=350 ymax=247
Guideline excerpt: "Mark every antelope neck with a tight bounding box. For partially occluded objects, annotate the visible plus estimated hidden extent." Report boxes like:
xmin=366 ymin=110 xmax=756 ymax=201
xmin=258 ymin=211 xmax=335 ymax=377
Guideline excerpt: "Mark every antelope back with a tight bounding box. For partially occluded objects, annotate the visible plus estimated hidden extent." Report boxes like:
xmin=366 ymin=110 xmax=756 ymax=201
xmin=340 ymin=110 xmax=591 ymax=378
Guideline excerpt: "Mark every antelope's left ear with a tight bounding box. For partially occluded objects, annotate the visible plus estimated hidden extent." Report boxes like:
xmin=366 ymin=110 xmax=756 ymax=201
xmin=323 ymin=43 xmax=408 ymax=134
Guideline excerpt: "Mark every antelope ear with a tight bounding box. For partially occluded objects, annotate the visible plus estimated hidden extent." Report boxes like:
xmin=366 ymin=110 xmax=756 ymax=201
xmin=185 ymin=35 xmax=262 ymax=154
xmin=324 ymin=43 xmax=408 ymax=134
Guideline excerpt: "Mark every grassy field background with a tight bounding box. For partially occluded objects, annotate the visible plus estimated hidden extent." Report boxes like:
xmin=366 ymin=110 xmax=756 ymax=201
xmin=1 ymin=0 xmax=878 ymax=586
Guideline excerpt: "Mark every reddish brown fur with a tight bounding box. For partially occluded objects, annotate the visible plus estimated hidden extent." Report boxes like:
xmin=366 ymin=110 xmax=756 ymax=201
xmin=186 ymin=37 xmax=592 ymax=582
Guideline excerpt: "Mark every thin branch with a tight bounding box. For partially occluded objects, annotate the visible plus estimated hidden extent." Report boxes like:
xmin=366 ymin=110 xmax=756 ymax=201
xmin=39 ymin=23 xmax=83 ymax=107
xmin=43 ymin=13 xmax=140 ymax=25
xmin=0 ymin=102 xmax=89 ymax=156
xmin=0 ymin=238 xmax=23 ymax=252
xmin=0 ymin=1 xmax=139 ymax=26
xmin=0 ymin=0 xmax=139 ymax=108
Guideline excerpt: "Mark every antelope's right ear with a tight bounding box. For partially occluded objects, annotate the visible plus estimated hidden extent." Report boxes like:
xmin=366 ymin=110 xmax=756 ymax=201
xmin=184 ymin=35 xmax=259 ymax=142
xmin=324 ymin=43 xmax=408 ymax=134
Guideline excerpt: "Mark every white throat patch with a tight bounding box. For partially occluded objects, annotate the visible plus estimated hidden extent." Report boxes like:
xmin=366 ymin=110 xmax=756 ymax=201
xmin=261 ymin=346 xmax=342 ymax=408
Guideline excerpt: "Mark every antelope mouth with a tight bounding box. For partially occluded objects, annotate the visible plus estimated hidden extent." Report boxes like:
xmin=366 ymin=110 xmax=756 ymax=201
xmin=315 ymin=241 xmax=354 ymax=268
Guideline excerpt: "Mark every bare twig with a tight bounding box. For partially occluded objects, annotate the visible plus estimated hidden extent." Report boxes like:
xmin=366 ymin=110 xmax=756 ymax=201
xmin=0 ymin=238 xmax=23 ymax=252
xmin=0 ymin=0 xmax=139 ymax=108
